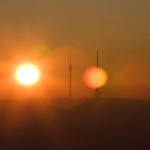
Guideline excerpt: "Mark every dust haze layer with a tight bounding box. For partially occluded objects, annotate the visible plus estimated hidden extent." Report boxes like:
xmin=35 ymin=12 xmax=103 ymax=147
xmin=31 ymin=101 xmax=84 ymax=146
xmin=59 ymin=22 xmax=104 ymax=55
xmin=0 ymin=0 xmax=150 ymax=99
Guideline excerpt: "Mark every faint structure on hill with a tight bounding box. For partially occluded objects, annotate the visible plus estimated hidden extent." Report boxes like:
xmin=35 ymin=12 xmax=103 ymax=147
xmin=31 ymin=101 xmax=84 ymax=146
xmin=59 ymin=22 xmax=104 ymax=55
xmin=94 ymin=50 xmax=101 ymax=99
xmin=68 ymin=51 xmax=72 ymax=100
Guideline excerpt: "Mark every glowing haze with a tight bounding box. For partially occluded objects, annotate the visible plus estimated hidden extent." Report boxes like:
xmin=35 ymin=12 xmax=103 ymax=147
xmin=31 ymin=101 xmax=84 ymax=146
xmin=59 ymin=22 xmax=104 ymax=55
xmin=0 ymin=0 xmax=150 ymax=100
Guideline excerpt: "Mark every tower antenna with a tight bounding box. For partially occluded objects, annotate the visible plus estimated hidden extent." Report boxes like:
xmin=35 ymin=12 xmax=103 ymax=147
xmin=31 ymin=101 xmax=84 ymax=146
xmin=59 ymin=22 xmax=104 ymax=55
xmin=94 ymin=50 xmax=101 ymax=99
xmin=69 ymin=51 xmax=72 ymax=100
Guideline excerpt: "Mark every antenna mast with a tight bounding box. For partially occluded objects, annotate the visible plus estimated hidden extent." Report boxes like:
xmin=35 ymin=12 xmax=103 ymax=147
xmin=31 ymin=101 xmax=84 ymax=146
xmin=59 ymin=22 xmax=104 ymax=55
xmin=69 ymin=51 xmax=72 ymax=100
xmin=94 ymin=50 xmax=101 ymax=99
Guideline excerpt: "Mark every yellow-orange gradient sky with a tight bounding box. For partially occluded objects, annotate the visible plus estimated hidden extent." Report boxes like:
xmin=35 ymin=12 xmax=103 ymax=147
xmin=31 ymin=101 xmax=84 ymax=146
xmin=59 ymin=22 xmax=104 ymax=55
xmin=0 ymin=0 xmax=150 ymax=100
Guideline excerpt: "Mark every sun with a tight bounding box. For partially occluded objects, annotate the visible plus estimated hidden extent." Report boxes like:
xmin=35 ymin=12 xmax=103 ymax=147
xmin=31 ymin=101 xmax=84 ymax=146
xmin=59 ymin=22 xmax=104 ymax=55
xmin=16 ymin=65 xmax=39 ymax=85
xmin=83 ymin=66 xmax=107 ymax=89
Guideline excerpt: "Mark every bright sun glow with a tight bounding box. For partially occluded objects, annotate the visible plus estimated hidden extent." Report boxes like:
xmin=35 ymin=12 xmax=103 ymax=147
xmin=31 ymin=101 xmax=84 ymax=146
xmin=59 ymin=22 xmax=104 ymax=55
xmin=83 ymin=66 xmax=108 ymax=89
xmin=16 ymin=65 xmax=39 ymax=85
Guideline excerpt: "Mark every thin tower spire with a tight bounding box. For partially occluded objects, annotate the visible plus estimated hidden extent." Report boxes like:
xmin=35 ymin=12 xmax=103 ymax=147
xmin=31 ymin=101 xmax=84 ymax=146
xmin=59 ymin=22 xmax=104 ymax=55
xmin=95 ymin=50 xmax=101 ymax=99
xmin=69 ymin=51 xmax=72 ymax=99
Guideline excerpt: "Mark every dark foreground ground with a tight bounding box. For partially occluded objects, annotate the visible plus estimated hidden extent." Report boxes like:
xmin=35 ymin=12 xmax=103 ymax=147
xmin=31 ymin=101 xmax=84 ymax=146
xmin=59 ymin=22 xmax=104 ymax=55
xmin=0 ymin=98 xmax=150 ymax=150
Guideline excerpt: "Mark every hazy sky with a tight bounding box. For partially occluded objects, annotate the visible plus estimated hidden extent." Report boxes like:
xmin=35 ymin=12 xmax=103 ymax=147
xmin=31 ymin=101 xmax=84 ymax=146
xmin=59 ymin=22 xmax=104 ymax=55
xmin=0 ymin=0 xmax=150 ymax=99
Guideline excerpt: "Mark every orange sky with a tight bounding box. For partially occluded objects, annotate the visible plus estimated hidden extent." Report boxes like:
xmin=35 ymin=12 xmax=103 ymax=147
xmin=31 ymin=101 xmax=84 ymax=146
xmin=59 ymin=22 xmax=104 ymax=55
xmin=0 ymin=0 xmax=150 ymax=100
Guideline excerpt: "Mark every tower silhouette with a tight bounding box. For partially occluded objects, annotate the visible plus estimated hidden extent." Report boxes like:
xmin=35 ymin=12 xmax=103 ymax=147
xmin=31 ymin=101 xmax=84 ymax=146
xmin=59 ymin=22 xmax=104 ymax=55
xmin=68 ymin=51 xmax=72 ymax=100
xmin=94 ymin=50 xmax=101 ymax=99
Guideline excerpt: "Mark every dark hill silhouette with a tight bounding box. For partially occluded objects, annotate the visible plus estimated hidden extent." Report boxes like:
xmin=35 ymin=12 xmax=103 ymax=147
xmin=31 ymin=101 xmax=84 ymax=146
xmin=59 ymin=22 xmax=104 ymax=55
xmin=48 ymin=98 xmax=87 ymax=109
xmin=0 ymin=98 xmax=150 ymax=149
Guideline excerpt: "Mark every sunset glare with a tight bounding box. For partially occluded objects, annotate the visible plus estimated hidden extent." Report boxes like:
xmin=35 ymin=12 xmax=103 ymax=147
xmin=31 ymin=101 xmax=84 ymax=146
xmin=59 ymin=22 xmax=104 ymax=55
xmin=16 ymin=65 xmax=39 ymax=85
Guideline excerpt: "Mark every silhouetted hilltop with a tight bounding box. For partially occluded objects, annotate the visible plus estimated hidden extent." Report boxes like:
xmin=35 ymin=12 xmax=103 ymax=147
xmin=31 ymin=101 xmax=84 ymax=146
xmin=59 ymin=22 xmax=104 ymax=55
xmin=0 ymin=98 xmax=150 ymax=149
xmin=49 ymin=97 xmax=87 ymax=109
